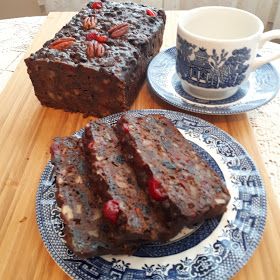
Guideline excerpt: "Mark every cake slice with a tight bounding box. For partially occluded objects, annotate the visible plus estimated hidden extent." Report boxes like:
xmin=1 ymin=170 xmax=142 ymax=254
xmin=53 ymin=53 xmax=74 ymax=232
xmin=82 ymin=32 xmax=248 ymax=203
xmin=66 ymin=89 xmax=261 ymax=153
xmin=115 ymin=114 xmax=231 ymax=226
xmin=83 ymin=120 xmax=182 ymax=242
xmin=50 ymin=136 xmax=138 ymax=257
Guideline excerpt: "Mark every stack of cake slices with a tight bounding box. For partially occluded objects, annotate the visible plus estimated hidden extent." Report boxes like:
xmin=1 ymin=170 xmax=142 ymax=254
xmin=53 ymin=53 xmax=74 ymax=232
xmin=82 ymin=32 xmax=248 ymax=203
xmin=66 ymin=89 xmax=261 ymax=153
xmin=51 ymin=114 xmax=230 ymax=257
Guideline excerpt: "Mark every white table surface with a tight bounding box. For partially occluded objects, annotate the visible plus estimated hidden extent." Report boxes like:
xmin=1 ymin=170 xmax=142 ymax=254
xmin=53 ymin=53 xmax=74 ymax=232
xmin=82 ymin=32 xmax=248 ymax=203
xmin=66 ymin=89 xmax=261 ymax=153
xmin=0 ymin=16 xmax=280 ymax=205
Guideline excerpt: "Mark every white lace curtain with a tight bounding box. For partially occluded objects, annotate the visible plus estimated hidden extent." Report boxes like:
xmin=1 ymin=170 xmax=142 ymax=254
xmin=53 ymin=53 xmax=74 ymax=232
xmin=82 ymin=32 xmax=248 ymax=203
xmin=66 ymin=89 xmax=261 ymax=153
xmin=37 ymin=0 xmax=280 ymax=29
xmin=37 ymin=0 xmax=164 ymax=12
xmin=38 ymin=0 xmax=88 ymax=12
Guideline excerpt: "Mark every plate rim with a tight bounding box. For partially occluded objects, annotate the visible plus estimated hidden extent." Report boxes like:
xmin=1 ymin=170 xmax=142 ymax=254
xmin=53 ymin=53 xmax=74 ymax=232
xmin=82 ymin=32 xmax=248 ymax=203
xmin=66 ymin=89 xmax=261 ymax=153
xmin=147 ymin=47 xmax=280 ymax=115
xmin=36 ymin=109 xmax=267 ymax=280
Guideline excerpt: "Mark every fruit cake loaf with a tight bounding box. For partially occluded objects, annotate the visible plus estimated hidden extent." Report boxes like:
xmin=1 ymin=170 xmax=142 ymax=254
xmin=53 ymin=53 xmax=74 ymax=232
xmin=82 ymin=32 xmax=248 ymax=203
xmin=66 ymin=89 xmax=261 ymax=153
xmin=50 ymin=136 xmax=138 ymax=256
xmin=25 ymin=1 xmax=166 ymax=117
xmin=115 ymin=114 xmax=231 ymax=226
xmin=83 ymin=120 xmax=182 ymax=242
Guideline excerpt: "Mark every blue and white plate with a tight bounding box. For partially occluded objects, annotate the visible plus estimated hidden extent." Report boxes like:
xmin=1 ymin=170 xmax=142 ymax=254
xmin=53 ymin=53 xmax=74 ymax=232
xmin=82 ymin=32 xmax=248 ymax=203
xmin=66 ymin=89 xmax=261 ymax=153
xmin=36 ymin=109 xmax=266 ymax=279
xmin=147 ymin=47 xmax=280 ymax=115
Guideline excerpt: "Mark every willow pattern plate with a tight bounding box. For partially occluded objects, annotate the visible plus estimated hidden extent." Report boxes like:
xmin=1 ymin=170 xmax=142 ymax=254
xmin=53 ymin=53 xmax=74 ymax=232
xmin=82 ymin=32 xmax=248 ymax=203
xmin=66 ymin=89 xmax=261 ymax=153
xmin=36 ymin=109 xmax=266 ymax=280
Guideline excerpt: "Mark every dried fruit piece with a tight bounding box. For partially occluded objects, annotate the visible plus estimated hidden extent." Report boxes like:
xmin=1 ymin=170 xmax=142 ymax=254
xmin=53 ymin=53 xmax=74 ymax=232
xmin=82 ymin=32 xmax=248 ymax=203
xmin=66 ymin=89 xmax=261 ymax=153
xmin=162 ymin=160 xmax=176 ymax=170
xmin=122 ymin=123 xmax=129 ymax=133
xmin=96 ymin=35 xmax=108 ymax=43
xmin=148 ymin=177 xmax=167 ymax=201
xmin=86 ymin=32 xmax=96 ymax=41
xmin=146 ymin=9 xmax=156 ymax=17
xmin=48 ymin=37 xmax=76 ymax=50
xmin=50 ymin=142 xmax=60 ymax=157
xmin=108 ymin=22 xmax=129 ymax=38
xmin=87 ymin=140 xmax=95 ymax=149
xmin=86 ymin=32 xmax=108 ymax=43
xmin=103 ymin=200 xmax=120 ymax=224
xmin=86 ymin=41 xmax=105 ymax=59
xmin=91 ymin=1 xmax=103 ymax=9
xmin=83 ymin=16 xmax=97 ymax=30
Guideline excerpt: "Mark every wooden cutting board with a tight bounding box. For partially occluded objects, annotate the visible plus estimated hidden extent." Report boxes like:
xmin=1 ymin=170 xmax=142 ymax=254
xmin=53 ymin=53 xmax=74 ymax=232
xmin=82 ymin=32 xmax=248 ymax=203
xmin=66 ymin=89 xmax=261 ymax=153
xmin=0 ymin=12 xmax=279 ymax=280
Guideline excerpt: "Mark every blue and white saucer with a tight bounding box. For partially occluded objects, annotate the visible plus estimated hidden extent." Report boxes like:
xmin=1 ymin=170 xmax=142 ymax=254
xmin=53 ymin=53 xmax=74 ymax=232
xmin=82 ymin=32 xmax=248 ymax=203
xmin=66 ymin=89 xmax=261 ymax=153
xmin=147 ymin=47 xmax=280 ymax=115
xmin=36 ymin=110 xmax=266 ymax=279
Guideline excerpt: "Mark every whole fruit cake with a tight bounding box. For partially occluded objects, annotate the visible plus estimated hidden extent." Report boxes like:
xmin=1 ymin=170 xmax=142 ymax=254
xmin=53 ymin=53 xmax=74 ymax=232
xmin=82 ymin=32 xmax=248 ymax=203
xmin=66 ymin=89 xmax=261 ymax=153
xmin=25 ymin=0 xmax=166 ymax=117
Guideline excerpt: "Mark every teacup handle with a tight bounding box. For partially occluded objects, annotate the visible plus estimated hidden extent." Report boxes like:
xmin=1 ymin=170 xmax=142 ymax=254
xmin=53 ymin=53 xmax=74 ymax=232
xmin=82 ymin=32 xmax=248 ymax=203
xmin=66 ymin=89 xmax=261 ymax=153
xmin=252 ymin=30 xmax=280 ymax=69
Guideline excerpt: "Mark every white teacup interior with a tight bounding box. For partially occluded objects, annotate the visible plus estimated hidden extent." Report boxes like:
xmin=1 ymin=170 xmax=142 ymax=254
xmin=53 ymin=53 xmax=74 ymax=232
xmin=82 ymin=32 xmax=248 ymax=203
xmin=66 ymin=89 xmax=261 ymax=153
xmin=181 ymin=7 xmax=263 ymax=40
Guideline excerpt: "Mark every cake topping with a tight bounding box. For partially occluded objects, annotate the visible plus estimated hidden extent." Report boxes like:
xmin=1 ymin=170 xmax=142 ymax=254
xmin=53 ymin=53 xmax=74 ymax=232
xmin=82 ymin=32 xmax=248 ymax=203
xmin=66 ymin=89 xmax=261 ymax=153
xmin=103 ymin=200 xmax=120 ymax=224
xmin=91 ymin=1 xmax=103 ymax=9
xmin=146 ymin=9 xmax=157 ymax=17
xmin=26 ymin=1 xmax=167 ymax=117
xmin=83 ymin=16 xmax=97 ymax=30
xmin=48 ymin=37 xmax=76 ymax=50
xmin=108 ymin=22 xmax=129 ymax=38
xmin=148 ymin=177 xmax=167 ymax=201
xmin=86 ymin=32 xmax=108 ymax=43
xmin=86 ymin=41 xmax=105 ymax=59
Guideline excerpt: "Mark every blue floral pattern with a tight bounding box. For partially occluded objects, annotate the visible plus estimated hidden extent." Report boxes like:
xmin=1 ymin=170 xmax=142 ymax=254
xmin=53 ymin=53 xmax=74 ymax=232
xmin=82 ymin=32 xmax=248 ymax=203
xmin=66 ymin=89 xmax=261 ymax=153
xmin=36 ymin=110 xmax=266 ymax=280
xmin=176 ymin=35 xmax=251 ymax=89
xmin=147 ymin=47 xmax=280 ymax=115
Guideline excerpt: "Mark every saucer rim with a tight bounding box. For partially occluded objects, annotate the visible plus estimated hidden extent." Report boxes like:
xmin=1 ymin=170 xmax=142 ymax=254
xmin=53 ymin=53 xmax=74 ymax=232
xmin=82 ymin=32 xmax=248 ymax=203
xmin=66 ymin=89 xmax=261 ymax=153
xmin=147 ymin=47 xmax=280 ymax=115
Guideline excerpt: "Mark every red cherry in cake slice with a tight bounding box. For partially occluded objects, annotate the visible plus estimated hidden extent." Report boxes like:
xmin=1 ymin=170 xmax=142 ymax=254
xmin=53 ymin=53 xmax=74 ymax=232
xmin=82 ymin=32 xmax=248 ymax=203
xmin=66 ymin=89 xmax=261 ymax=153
xmin=103 ymin=199 xmax=120 ymax=224
xmin=148 ymin=177 xmax=167 ymax=201
xmin=122 ymin=123 xmax=130 ymax=133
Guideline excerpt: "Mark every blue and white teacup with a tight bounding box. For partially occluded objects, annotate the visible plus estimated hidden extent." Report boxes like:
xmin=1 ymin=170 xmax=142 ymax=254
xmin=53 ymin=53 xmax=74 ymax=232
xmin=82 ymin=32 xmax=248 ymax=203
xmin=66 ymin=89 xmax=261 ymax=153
xmin=176 ymin=6 xmax=280 ymax=100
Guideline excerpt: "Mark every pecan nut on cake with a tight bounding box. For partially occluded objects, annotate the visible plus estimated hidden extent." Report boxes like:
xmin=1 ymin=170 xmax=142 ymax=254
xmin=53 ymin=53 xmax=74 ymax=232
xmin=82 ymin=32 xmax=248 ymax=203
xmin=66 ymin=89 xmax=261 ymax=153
xmin=25 ymin=1 xmax=166 ymax=117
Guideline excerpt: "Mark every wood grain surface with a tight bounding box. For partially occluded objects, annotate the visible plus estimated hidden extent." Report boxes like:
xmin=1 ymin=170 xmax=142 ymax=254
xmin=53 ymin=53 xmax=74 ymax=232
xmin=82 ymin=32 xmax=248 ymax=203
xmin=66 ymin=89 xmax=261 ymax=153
xmin=0 ymin=11 xmax=279 ymax=280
